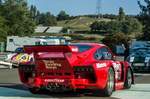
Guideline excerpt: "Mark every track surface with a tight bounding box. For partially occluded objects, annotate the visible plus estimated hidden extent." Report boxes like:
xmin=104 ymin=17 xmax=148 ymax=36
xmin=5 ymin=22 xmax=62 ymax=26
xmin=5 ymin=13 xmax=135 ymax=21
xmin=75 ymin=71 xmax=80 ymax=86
xmin=0 ymin=68 xmax=150 ymax=99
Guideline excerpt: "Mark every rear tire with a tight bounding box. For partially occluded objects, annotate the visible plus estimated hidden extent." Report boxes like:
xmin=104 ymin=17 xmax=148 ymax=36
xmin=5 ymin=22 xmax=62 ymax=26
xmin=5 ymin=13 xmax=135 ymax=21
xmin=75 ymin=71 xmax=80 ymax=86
xmin=102 ymin=67 xmax=115 ymax=96
xmin=94 ymin=67 xmax=115 ymax=97
xmin=124 ymin=68 xmax=132 ymax=89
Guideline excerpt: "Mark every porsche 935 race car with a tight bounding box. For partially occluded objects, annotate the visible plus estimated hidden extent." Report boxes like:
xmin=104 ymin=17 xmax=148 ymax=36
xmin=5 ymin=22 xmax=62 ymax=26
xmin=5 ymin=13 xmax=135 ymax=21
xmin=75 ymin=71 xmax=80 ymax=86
xmin=18 ymin=43 xmax=134 ymax=96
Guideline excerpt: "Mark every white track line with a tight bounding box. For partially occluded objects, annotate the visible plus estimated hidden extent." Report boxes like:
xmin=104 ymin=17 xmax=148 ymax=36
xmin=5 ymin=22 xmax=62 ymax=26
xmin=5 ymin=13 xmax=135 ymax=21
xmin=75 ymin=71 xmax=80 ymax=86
xmin=134 ymin=73 xmax=150 ymax=76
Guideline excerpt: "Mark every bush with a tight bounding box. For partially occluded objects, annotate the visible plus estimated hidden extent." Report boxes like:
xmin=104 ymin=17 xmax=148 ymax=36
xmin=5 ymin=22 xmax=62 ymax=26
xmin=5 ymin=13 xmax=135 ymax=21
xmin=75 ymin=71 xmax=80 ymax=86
xmin=90 ymin=18 xmax=142 ymax=34
xmin=102 ymin=33 xmax=131 ymax=53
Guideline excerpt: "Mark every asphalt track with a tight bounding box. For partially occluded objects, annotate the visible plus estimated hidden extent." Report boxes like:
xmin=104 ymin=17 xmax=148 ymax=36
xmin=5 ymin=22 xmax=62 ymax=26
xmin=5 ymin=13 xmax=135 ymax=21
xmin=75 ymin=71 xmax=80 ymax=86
xmin=0 ymin=67 xmax=150 ymax=99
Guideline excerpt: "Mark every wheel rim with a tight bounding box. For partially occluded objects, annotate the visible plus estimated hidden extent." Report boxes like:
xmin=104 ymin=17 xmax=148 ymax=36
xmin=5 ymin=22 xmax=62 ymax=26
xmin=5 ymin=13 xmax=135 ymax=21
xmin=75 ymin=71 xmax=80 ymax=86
xmin=108 ymin=69 xmax=114 ymax=92
xmin=127 ymin=69 xmax=132 ymax=86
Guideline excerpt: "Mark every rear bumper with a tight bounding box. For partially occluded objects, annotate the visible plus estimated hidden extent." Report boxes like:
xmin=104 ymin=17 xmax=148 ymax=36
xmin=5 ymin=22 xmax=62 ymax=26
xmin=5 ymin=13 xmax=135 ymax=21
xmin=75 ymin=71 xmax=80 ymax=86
xmin=25 ymin=77 xmax=102 ymax=91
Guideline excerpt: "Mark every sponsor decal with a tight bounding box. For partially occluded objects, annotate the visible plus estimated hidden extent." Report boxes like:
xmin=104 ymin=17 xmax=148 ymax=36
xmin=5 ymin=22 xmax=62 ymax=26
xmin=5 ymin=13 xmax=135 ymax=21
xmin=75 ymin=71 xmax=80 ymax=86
xmin=96 ymin=63 xmax=107 ymax=68
xmin=43 ymin=60 xmax=62 ymax=69
xmin=113 ymin=62 xmax=121 ymax=80
xmin=44 ymin=79 xmax=64 ymax=83
xmin=11 ymin=53 xmax=32 ymax=63
xmin=112 ymin=63 xmax=121 ymax=71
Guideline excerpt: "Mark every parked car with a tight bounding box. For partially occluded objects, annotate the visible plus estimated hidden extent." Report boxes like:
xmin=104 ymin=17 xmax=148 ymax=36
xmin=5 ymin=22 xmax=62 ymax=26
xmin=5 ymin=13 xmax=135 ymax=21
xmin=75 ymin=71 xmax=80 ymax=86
xmin=127 ymin=47 xmax=150 ymax=72
xmin=18 ymin=43 xmax=134 ymax=96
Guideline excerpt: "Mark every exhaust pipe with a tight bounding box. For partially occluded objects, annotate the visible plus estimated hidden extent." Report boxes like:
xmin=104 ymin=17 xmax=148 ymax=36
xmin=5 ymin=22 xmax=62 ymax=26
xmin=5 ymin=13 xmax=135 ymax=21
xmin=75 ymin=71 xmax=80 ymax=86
xmin=46 ymin=83 xmax=72 ymax=92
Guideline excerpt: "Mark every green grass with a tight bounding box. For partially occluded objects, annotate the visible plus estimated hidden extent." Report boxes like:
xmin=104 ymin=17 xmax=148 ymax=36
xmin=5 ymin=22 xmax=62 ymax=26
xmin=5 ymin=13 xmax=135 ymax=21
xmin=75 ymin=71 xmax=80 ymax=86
xmin=57 ymin=16 xmax=111 ymax=31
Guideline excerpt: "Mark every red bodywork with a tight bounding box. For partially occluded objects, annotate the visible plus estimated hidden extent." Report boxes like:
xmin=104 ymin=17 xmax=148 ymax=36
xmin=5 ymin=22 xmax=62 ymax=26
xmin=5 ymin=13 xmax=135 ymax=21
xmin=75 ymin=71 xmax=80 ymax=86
xmin=18 ymin=43 xmax=134 ymax=94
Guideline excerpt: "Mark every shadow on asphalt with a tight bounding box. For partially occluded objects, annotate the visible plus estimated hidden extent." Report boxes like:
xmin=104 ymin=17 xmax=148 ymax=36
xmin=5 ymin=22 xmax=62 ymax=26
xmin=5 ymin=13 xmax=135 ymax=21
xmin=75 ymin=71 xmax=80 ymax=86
xmin=0 ymin=83 xmax=27 ymax=91
xmin=0 ymin=83 xmax=118 ymax=99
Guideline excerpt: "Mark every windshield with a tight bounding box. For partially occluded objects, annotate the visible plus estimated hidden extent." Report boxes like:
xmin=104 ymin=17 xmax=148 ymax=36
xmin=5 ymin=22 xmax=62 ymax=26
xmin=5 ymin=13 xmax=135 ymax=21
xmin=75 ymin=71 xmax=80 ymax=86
xmin=71 ymin=44 xmax=92 ymax=52
xmin=131 ymin=48 xmax=150 ymax=56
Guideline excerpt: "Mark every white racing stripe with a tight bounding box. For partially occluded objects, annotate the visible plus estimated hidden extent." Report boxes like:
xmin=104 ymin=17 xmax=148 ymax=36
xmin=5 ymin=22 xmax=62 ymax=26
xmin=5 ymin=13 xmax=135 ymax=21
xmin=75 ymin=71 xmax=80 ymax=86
xmin=112 ymin=84 xmax=150 ymax=99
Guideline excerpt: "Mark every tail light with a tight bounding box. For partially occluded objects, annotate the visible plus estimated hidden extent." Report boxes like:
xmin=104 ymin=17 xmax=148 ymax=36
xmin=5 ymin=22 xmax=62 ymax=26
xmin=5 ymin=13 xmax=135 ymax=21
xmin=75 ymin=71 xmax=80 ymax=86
xmin=73 ymin=66 xmax=96 ymax=83
xmin=69 ymin=46 xmax=79 ymax=53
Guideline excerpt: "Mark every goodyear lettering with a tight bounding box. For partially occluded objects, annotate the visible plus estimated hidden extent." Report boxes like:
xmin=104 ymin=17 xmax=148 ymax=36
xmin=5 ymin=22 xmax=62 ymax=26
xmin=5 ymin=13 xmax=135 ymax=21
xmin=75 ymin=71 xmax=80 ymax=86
xmin=44 ymin=79 xmax=64 ymax=83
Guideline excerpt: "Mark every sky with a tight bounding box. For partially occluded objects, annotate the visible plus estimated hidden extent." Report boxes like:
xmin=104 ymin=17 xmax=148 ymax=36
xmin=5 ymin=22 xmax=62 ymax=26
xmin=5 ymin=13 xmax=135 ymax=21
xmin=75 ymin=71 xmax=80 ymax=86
xmin=27 ymin=0 xmax=142 ymax=16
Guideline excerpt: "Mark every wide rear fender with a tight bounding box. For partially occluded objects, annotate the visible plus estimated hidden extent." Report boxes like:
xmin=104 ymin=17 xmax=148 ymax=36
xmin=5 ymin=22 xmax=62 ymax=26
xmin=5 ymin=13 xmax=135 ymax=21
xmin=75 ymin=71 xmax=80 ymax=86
xmin=92 ymin=61 xmax=114 ymax=89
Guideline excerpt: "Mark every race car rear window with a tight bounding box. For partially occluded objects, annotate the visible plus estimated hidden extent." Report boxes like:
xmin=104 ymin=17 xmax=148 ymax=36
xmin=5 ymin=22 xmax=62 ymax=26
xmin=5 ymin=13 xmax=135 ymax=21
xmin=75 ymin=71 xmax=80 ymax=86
xmin=72 ymin=44 xmax=92 ymax=52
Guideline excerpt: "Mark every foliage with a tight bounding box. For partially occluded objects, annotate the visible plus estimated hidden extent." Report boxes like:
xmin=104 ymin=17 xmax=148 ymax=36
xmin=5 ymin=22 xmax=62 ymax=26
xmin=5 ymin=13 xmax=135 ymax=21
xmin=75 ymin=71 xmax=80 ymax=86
xmin=29 ymin=5 xmax=57 ymax=26
xmin=102 ymin=33 xmax=131 ymax=53
xmin=57 ymin=10 xmax=70 ymax=21
xmin=138 ymin=0 xmax=150 ymax=40
xmin=106 ymin=21 xmax=121 ymax=33
xmin=38 ymin=12 xmax=57 ymax=26
xmin=0 ymin=16 xmax=8 ymax=42
xmin=30 ymin=5 xmax=37 ymax=21
xmin=118 ymin=7 xmax=125 ymax=21
xmin=90 ymin=7 xmax=142 ymax=34
xmin=0 ymin=0 xmax=36 ymax=36
xmin=61 ymin=27 xmax=68 ymax=33
xmin=90 ymin=21 xmax=108 ymax=32
xmin=90 ymin=18 xmax=142 ymax=34
xmin=0 ymin=0 xmax=58 ymax=42
xmin=122 ymin=17 xmax=142 ymax=34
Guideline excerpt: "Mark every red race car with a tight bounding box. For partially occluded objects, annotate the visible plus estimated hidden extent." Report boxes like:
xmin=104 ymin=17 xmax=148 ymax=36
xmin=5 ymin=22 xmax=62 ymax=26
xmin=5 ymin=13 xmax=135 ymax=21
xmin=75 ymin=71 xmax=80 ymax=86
xmin=18 ymin=43 xmax=134 ymax=96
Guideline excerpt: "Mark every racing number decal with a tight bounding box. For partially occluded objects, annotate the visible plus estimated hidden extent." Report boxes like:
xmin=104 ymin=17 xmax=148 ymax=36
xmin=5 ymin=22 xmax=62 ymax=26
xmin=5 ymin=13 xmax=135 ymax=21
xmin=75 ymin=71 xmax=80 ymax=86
xmin=113 ymin=62 xmax=121 ymax=80
xmin=12 ymin=53 xmax=31 ymax=63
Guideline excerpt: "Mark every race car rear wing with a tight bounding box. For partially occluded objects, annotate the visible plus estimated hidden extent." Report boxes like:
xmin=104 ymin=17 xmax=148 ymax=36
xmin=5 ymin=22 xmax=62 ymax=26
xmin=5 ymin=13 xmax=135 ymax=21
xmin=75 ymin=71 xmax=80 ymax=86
xmin=24 ymin=45 xmax=78 ymax=53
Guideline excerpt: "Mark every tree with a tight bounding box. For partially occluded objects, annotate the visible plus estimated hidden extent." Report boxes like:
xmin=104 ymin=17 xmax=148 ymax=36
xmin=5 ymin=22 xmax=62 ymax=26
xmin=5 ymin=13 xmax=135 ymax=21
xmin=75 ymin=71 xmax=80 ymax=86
xmin=38 ymin=12 xmax=57 ymax=26
xmin=121 ymin=17 xmax=142 ymax=34
xmin=57 ymin=10 xmax=70 ymax=21
xmin=30 ymin=5 xmax=37 ymax=20
xmin=102 ymin=33 xmax=131 ymax=53
xmin=138 ymin=0 xmax=150 ymax=40
xmin=90 ymin=21 xmax=109 ymax=32
xmin=0 ymin=0 xmax=36 ymax=36
xmin=90 ymin=21 xmax=99 ymax=31
xmin=0 ymin=16 xmax=8 ymax=42
xmin=35 ymin=10 xmax=40 ymax=24
xmin=90 ymin=18 xmax=142 ymax=34
xmin=118 ymin=7 xmax=126 ymax=21
xmin=107 ymin=21 xmax=121 ymax=33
